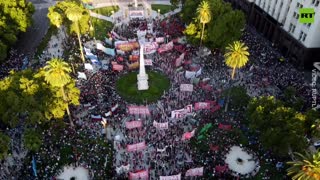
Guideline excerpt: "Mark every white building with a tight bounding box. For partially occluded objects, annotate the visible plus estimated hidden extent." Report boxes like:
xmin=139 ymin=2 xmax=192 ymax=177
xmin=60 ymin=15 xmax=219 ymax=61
xmin=226 ymin=0 xmax=320 ymax=70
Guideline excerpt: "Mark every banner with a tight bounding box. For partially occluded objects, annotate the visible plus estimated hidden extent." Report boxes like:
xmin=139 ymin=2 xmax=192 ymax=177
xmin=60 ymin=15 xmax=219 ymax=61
xmin=194 ymin=102 xmax=211 ymax=110
xmin=180 ymin=84 xmax=193 ymax=92
xmin=129 ymin=55 xmax=139 ymax=61
xmin=218 ymin=123 xmax=232 ymax=130
xmin=77 ymin=72 xmax=87 ymax=80
xmin=128 ymin=62 xmax=139 ymax=70
xmin=129 ymin=10 xmax=144 ymax=19
xmin=116 ymin=41 xmax=139 ymax=52
xmin=91 ymin=114 xmax=102 ymax=121
xmin=127 ymin=141 xmax=146 ymax=152
xmin=116 ymin=49 xmax=125 ymax=55
xmin=185 ymin=104 xmax=193 ymax=113
xmin=181 ymin=129 xmax=196 ymax=141
xmin=128 ymin=106 xmax=150 ymax=115
xmin=160 ymin=173 xmax=181 ymax=180
xmin=126 ymin=121 xmax=142 ymax=129
xmin=171 ymin=108 xmax=187 ymax=119
xmin=145 ymin=59 xmax=153 ymax=66
xmin=153 ymin=121 xmax=169 ymax=130
xmin=185 ymin=167 xmax=203 ymax=177
xmin=156 ymin=37 xmax=165 ymax=43
xmin=97 ymin=43 xmax=116 ymax=56
xmin=112 ymin=64 xmax=124 ymax=71
xmin=129 ymin=170 xmax=148 ymax=180
xmin=158 ymin=41 xmax=173 ymax=53
xmin=144 ymin=42 xmax=158 ymax=54
xmin=185 ymin=71 xmax=196 ymax=79
xmin=111 ymin=104 xmax=119 ymax=112
xmin=175 ymin=53 xmax=185 ymax=67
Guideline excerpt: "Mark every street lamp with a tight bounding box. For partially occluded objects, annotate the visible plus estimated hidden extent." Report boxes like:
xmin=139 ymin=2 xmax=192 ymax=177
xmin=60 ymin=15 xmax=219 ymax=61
xmin=158 ymin=9 xmax=160 ymax=17
xmin=101 ymin=118 xmax=108 ymax=141
xmin=111 ymin=10 xmax=115 ymax=23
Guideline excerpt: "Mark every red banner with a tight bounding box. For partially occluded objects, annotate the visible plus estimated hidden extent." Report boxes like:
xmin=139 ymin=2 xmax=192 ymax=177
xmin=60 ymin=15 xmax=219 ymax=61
xmin=129 ymin=169 xmax=149 ymax=180
xmin=128 ymin=106 xmax=150 ymax=115
xmin=185 ymin=167 xmax=203 ymax=176
xmin=127 ymin=141 xmax=146 ymax=152
xmin=218 ymin=123 xmax=232 ymax=130
xmin=181 ymin=129 xmax=196 ymax=141
xmin=158 ymin=41 xmax=173 ymax=54
xmin=126 ymin=121 xmax=142 ymax=129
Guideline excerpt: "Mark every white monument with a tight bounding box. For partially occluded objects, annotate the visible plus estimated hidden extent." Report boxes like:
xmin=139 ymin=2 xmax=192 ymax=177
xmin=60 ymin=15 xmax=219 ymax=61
xmin=134 ymin=0 xmax=138 ymax=8
xmin=137 ymin=44 xmax=149 ymax=90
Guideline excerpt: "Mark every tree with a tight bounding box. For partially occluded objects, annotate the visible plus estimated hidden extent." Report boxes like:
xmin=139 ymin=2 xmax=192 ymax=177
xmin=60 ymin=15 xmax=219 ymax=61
xmin=0 ymin=132 xmax=10 ymax=160
xmin=170 ymin=0 xmax=180 ymax=7
xmin=65 ymin=5 xmax=86 ymax=63
xmin=287 ymin=151 xmax=320 ymax=180
xmin=181 ymin=0 xmax=201 ymax=23
xmin=247 ymin=96 xmax=307 ymax=155
xmin=44 ymin=58 xmax=74 ymax=127
xmin=305 ymin=109 xmax=320 ymax=138
xmin=23 ymin=129 xmax=42 ymax=152
xmin=197 ymin=1 xmax=211 ymax=46
xmin=224 ymin=41 xmax=249 ymax=79
xmin=0 ymin=0 xmax=34 ymax=62
xmin=223 ymin=86 xmax=250 ymax=109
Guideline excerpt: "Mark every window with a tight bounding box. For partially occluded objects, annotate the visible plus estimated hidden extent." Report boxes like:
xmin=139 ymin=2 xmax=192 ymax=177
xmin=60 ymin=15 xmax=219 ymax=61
xmin=292 ymin=25 xmax=296 ymax=33
xmin=312 ymin=0 xmax=316 ymax=4
xmin=289 ymin=23 xmax=293 ymax=32
xmin=299 ymin=31 xmax=303 ymax=40
xmin=307 ymin=23 xmax=311 ymax=28
xmin=316 ymin=1 xmax=319 ymax=7
xmin=297 ymin=2 xmax=300 ymax=8
xmin=293 ymin=12 xmax=296 ymax=18
xmin=296 ymin=14 xmax=299 ymax=19
xmin=302 ymin=34 xmax=307 ymax=42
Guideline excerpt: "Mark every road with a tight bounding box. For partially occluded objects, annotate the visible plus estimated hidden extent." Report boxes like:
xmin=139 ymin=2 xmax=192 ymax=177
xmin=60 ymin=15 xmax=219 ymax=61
xmin=15 ymin=0 xmax=55 ymax=56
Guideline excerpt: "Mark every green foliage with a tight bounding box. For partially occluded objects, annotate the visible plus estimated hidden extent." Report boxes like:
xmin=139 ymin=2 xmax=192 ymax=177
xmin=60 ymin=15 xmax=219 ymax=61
xmin=305 ymin=109 xmax=320 ymax=138
xmin=224 ymin=86 xmax=250 ymax=109
xmin=287 ymin=151 xmax=320 ymax=180
xmin=91 ymin=17 xmax=113 ymax=41
xmin=0 ymin=67 xmax=80 ymax=127
xmin=92 ymin=6 xmax=119 ymax=16
xmin=116 ymin=71 xmax=170 ymax=104
xmin=246 ymin=96 xmax=307 ymax=156
xmin=151 ymin=4 xmax=175 ymax=14
xmin=0 ymin=132 xmax=10 ymax=160
xmin=23 ymin=128 xmax=42 ymax=152
xmin=181 ymin=0 xmax=245 ymax=49
xmin=47 ymin=0 xmax=90 ymax=35
xmin=0 ymin=0 xmax=34 ymax=62
xmin=170 ymin=0 xmax=180 ymax=7
xmin=282 ymin=86 xmax=305 ymax=111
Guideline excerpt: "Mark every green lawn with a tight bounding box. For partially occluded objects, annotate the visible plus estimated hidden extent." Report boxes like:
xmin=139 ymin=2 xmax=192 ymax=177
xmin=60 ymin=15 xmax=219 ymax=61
xmin=151 ymin=4 xmax=175 ymax=14
xmin=92 ymin=6 xmax=119 ymax=16
xmin=116 ymin=71 xmax=170 ymax=104
xmin=91 ymin=17 xmax=113 ymax=41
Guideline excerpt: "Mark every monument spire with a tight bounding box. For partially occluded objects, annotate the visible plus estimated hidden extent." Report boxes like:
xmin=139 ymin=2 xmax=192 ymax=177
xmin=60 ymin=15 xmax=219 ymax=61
xmin=137 ymin=44 xmax=149 ymax=90
xmin=139 ymin=44 xmax=146 ymax=75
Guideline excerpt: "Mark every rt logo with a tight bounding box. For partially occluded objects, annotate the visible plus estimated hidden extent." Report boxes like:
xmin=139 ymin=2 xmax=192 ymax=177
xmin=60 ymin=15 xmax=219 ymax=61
xmin=299 ymin=8 xmax=315 ymax=23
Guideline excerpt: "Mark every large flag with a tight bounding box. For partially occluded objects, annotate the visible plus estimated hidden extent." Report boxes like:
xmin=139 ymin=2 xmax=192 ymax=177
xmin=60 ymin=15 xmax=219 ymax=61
xmin=97 ymin=42 xmax=116 ymax=56
xmin=32 ymin=156 xmax=37 ymax=177
xmin=181 ymin=129 xmax=196 ymax=141
xmin=77 ymin=72 xmax=87 ymax=80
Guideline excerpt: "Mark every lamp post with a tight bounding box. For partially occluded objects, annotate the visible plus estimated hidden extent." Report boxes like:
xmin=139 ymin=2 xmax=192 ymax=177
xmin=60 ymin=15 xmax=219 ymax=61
xmin=101 ymin=119 xmax=108 ymax=141
xmin=111 ymin=10 xmax=115 ymax=23
xmin=158 ymin=9 xmax=160 ymax=17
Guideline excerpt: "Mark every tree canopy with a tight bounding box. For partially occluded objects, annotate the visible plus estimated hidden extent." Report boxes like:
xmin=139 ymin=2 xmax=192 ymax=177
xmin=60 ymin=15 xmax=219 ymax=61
xmin=182 ymin=0 xmax=245 ymax=49
xmin=246 ymin=96 xmax=308 ymax=156
xmin=0 ymin=0 xmax=34 ymax=62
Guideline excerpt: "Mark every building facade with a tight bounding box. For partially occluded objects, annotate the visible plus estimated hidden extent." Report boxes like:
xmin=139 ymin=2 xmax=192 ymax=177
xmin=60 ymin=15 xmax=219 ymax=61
xmin=226 ymin=0 xmax=320 ymax=70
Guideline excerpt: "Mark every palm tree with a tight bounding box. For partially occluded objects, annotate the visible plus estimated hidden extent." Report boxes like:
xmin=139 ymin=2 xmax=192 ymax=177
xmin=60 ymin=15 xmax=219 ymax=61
xmin=44 ymin=58 xmax=74 ymax=127
xmin=287 ymin=151 xmax=320 ymax=180
xmin=47 ymin=10 xmax=63 ymax=28
xmin=66 ymin=6 xmax=86 ymax=64
xmin=197 ymin=1 xmax=211 ymax=46
xmin=224 ymin=41 xmax=249 ymax=79
xmin=224 ymin=41 xmax=249 ymax=112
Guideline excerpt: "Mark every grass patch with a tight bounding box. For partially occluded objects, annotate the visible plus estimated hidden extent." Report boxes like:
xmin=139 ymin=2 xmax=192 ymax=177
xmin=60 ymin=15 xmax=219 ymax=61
xmin=116 ymin=71 xmax=170 ymax=104
xmin=151 ymin=4 xmax=175 ymax=14
xmin=91 ymin=17 xmax=114 ymax=41
xmin=34 ymin=25 xmax=58 ymax=58
xmin=92 ymin=6 xmax=119 ymax=16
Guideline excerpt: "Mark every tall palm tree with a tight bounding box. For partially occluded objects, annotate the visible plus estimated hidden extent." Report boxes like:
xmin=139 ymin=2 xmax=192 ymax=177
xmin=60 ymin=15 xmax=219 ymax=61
xmin=287 ymin=151 xmax=320 ymax=180
xmin=44 ymin=58 xmax=74 ymax=127
xmin=66 ymin=6 xmax=86 ymax=64
xmin=224 ymin=41 xmax=249 ymax=79
xmin=197 ymin=1 xmax=211 ymax=46
xmin=47 ymin=10 xmax=63 ymax=28
xmin=224 ymin=41 xmax=249 ymax=112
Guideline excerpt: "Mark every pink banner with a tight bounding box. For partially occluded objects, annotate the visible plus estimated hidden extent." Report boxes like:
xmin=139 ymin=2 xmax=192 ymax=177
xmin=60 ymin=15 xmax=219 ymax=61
xmin=153 ymin=121 xmax=169 ymax=130
xmin=181 ymin=129 xmax=196 ymax=141
xmin=113 ymin=64 xmax=124 ymax=71
xmin=194 ymin=102 xmax=211 ymax=110
xmin=160 ymin=173 xmax=181 ymax=180
xmin=211 ymin=104 xmax=221 ymax=113
xmin=185 ymin=167 xmax=204 ymax=176
xmin=145 ymin=59 xmax=153 ymax=66
xmin=144 ymin=42 xmax=158 ymax=54
xmin=128 ymin=106 xmax=150 ymax=115
xmin=127 ymin=141 xmax=146 ymax=152
xmin=218 ymin=123 xmax=232 ymax=130
xmin=175 ymin=53 xmax=185 ymax=67
xmin=129 ymin=169 xmax=149 ymax=180
xmin=126 ymin=121 xmax=142 ymax=129
xmin=180 ymin=84 xmax=193 ymax=92
xmin=156 ymin=37 xmax=165 ymax=43
xmin=158 ymin=41 xmax=173 ymax=54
